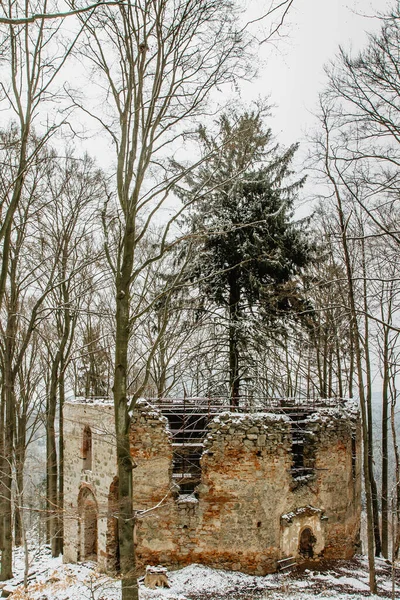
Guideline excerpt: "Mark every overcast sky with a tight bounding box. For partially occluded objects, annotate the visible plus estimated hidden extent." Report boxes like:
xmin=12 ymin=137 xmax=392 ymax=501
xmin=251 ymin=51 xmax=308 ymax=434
xmin=218 ymin=0 xmax=386 ymax=214
xmin=243 ymin=0 xmax=386 ymax=146
xmin=76 ymin=0 xmax=387 ymax=208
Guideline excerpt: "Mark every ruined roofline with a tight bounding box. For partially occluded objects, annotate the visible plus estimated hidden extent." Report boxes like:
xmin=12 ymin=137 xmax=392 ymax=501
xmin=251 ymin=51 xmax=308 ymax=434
xmin=65 ymin=395 xmax=357 ymax=416
xmin=147 ymin=396 xmax=355 ymax=415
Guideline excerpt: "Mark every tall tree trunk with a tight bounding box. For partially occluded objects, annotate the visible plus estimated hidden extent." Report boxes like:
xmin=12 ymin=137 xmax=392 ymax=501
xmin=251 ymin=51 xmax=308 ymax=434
xmin=1 ymin=301 xmax=17 ymax=579
xmin=336 ymin=335 xmax=343 ymax=398
xmin=0 ymin=272 xmax=18 ymax=580
xmin=391 ymin=393 xmax=400 ymax=559
xmin=348 ymin=326 xmax=354 ymax=398
xmin=381 ymin=325 xmax=390 ymax=558
xmin=0 ymin=369 xmax=14 ymax=580
xmin=361 ymin=237 xmax=381 ymax=557
xmin=228 ymin=273 xmax=240 ymax=408
xmin=56 ymin=369 xmax=65 ymax=556
xmin=114 ymin=229 xmax=138 ymax=600
xmin=157 ymin=330 xmax=167 ymax=399
xmin=322 ymin=332 xmax=328 ymax=398
xmin=46 ymin=356 xmax=59 ymax=556
xmin=314 ymin=332 xmax=324 ymax=397
xmin=14 ymin=411 xmax=26 ymax=547
xmin=325 ymin=157 xmax=377 ymax=592
xmin=47 ymin=268 xmax=71 ymax=557
xmin=345 ymin=267 xmax=377 ymax=592
xmin=0 ymin=390 xmax=5 ymax=563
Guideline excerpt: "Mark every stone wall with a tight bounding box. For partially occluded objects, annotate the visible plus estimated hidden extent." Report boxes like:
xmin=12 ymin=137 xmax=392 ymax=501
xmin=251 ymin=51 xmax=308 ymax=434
xmin=131 ymin=401 xmax=361 ymax=575
xmin=63 ymin=398 xmax=361 ymax=576
xmin=63 ymin=400 xmax=116 ymax=571
xmin=310 ymin=407 xmax=361 ymax=558
xmin=130 ymin=401 xmax=176 ymax=565
xmin=280 ymin=406 xmax=361 ymax=561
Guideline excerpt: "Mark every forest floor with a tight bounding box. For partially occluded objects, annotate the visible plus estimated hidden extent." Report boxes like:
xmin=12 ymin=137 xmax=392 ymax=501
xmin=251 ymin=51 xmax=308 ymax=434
xmin=1 ymin=547 xmax=399 ymax=600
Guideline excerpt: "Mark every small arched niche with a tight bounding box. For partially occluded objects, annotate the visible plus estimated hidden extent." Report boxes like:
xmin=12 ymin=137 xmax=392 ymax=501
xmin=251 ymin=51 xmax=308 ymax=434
xmin=82 ymin=425 xmax=92 ymax=471
xmin=280 ymin=506 xmax=326 ymax=560
xmin=78 ymin=486 xmax=98 ymax=561
xmin=299 ymin=526 xmax=316 ymax=558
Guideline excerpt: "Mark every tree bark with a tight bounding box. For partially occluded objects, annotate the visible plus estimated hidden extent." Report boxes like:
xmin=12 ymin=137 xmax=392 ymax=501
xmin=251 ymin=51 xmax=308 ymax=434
xmin=228 ymin=273 xmax=240 ymax=408
xmin=0 ymin=369 xmax=14 ymax=581
xmin=1 ymin=314 xmax=17 ymax=579
xmin=0 ymin=252 xmax=19 ymax=580
xmin=14 ymin=410 xmax=26 ymax=547
xmin=0 ymin=390 xmax=5 ymax=561
xmin=381 ymin=325 xmax=389 ymax=558
xmin=56 ymin=369 xmax=65 ymax=556
xmin=114 ymin=228 xmax=138 ymax=600
xmin=391 ymin=395 xmax=400 ymax=558
xmin=361 ymin=237 xmax=381 ymax=557
xmin=323 ymin=141 xmax=377 ymax=592
xmin=46 ymin=356 xmax=59 ymax=556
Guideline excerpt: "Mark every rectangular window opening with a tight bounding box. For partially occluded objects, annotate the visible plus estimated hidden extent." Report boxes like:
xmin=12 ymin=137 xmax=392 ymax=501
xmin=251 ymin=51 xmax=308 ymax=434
xmin=351 ymin=433 xmax=357 ymax=480
xmin=289 ymin=413 xmax=315 ymax=483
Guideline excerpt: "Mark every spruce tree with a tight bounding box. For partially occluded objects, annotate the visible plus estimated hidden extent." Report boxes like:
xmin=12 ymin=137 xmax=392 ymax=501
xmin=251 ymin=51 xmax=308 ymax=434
xmin=184 ymin=112 xmax=312 ymax=405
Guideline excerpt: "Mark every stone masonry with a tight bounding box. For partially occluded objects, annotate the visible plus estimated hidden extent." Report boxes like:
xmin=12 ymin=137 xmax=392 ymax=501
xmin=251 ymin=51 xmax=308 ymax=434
xmin=63 ymin=398 xmax=361 ymax=576
xmin=64 ymin=401 xmax=116 ymax=571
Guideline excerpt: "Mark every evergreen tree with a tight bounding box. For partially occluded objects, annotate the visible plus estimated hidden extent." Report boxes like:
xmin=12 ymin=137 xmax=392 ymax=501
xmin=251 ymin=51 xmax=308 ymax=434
xmin=183 ymin=112 xmax=312 ymax=405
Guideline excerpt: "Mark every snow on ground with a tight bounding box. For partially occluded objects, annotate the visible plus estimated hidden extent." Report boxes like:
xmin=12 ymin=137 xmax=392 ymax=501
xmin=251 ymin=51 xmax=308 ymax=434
xmin=2 ymin=547 xmax=399 ymax=600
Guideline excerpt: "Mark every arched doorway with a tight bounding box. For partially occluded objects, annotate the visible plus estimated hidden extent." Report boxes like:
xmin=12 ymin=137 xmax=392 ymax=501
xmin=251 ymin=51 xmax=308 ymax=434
xmin=299 ymin=527 xmax=316 ymax=559
xmin=106 ymin=476 xmax=120 ymax=573
xmin=78 ymin=487 xmax=98 ymax=561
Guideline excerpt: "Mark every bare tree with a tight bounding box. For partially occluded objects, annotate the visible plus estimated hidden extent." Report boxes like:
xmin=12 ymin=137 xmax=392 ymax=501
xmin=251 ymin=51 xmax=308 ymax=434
xmin=0 ymin=136 xmax=60 ymax=580
xmin=70 ymin=1 xmax=296 ymax=597
xmin=0 ymin=0 xmax=87 ymax=311
xmin=36 ymin=151 xmax=105 ymax=557
xmin=313 ymin=101 xmax=378 ymax=592
xmin=316 ymin=3 xmax=400 ymax=575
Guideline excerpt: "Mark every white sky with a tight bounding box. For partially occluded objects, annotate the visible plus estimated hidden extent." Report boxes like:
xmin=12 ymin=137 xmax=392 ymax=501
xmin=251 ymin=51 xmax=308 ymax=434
xmin=243 ymin=0 xmax=386 ymax=146
xmin=76 ymin=1 xmax=387 ymax=169
xmin=61 ymin=0 xmax=389 ymax=227
xmin=219 ymin=0 xmax=386 ymax=216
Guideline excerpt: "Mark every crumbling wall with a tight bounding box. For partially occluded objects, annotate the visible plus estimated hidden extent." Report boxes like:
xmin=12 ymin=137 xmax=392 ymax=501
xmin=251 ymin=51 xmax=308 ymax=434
xmin=130 ymin=401 xmax=176 ymax=565
xmin=131 ymin=407 xmax=293 ymax=574
xmin=130 ymin=401 xmax=361 ymax=575
xmin=192 ymin=413 xmax=293 ymax=574
xmin=311 ymin=406 xmax=361 ymax=558
xmin=279 ymin=404 xmax=361 ymax=561
xmin=63 ymin=401 xmax=116 ymax=570
xmin=64 ymin=398 xmax=361 ymax=576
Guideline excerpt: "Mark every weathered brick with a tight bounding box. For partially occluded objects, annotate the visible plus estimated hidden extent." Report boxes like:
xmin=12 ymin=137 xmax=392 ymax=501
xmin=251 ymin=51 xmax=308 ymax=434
xmin=64 ymin=399 xmax=361 ymax=576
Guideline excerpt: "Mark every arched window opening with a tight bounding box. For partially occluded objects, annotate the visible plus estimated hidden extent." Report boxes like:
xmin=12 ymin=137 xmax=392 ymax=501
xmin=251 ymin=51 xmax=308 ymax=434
xmin=82 ymin=425 xmax=92 ymax=471
xmin=299 ymin=527 xmax=316 ymax=559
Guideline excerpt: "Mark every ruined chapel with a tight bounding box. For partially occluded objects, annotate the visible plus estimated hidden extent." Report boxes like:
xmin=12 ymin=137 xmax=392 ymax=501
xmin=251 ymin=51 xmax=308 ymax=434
xmin=63 ymin=397 xmax=361 ymax=575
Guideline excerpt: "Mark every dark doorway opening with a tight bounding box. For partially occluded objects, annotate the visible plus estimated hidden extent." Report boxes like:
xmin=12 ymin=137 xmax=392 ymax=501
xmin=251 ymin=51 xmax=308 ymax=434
xmin=78 ymin=487 xmax=98 ymax=561
xmin=299 ymin=527 xmax=316 ymax=558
